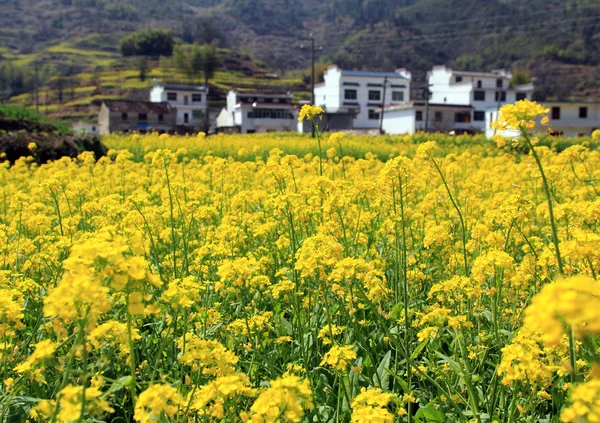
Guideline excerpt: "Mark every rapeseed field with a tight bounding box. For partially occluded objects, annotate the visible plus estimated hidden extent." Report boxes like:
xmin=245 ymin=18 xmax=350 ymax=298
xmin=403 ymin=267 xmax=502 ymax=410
xmin=1 ymin=101 xmax=599 ymax=422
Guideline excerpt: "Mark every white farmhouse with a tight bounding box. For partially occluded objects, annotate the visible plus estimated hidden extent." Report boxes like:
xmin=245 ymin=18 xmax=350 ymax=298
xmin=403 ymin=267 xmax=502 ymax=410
xmin=150 ymin=81 xmax=209 ymax=131
xmin=428 ymin=65 xmax=534 ymax=132
xmin=314 ymin=65 xmax=412 ymax=130
xmin=216 ymin=90 xmax=296 ymax=134
xmin=486 ymin=101 xmax=600 ymax=139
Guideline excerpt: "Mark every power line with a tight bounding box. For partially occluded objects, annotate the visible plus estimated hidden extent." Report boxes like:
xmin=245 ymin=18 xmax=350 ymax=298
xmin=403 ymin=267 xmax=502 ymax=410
xmin=319 ymin=18 xmax=600 ymax=51
xmin=305 ymin=3 xmax=600 ymax=38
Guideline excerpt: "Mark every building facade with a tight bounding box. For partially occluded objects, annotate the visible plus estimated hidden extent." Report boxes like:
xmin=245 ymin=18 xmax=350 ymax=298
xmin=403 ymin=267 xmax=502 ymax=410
xmin=486 ymin=101 xmax=600 ymax=139
xmin=98 ymin=100 xmax=176 ymax=135
xmin=216 ymin=90 xmax=296 ymax=134
xmin=150 ymin=82 xmax=208 ymax=131
xmin=427 ymin=65 xmax=534 ymax=132
xmin=314 ymin=65 xmax=412 ymax=130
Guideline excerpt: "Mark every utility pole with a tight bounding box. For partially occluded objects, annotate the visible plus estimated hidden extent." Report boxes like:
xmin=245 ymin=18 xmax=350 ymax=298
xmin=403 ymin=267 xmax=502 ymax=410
xmin=424 ymin=84 xmax=432 ymax=133
xmin=301 ymin=34 xmax=322 ymax=138
xmin=379 ymin=75 xmax=388 ymax=134
xmin=34 ymin=59 xmax=39 ymax=113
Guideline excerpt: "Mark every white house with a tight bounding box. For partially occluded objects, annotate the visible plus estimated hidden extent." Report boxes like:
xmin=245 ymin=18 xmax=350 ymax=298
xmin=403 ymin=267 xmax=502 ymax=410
xmin=216 ymin=90 xmax=296 ymax=134
xmin=486 ymin=101 xmax=600 ymax=139
xmin=314 ymin=65 xmax=412 ymax=130
xmin=150 ymin=81 xmax=209 ymax=130
xmin=428 ymin=65 xmax=534 ymax=132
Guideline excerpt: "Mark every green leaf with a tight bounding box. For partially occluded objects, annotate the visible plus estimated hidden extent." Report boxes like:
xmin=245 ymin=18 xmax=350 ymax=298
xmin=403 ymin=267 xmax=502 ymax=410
xmin=416 ymin=406 xmax=446 ymax=422
xmin=376 ymin=350 xmax=392 ymax=390
xmin=107 ymin=376 xmax=133 ymax=394
xmin=411 ymin=338 xmax=429 ymax=360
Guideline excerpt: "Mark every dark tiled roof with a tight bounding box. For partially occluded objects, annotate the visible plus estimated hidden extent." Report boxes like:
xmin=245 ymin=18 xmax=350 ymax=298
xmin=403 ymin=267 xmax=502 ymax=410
xmin=340 ymin=70 xmax=408 ymax=79
xmin=161 ymin=83 xmax=207 ymax=92
xmin=103 ymin=100 xmax=173 ymax=114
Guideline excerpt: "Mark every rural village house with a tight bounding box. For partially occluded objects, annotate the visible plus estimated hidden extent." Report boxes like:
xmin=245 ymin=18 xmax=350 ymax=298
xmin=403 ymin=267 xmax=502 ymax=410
xmin=216 ymin=90 xmax=296 ymax=134
xmin=150 ymin=81 xmax=209 ymax=132
xmin=98 ymin=100 xmax=176 ymax=135
xmin=312 ymin=65 xmax=412 ymax=131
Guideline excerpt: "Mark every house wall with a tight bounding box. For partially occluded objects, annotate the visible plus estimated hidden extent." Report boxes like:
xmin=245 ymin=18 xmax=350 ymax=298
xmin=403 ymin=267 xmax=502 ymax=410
xmin=98 ymin=104 xmax=111 ymax=136
xmin=99 ymin=104 xmax=176 ymax=135
xmin=381 ymin=108 xmax=415 ymax=135
xmin=428 ymin=65 xmax=533 ymax=131
xmin=414 ymin=106 xmax=477 ymax=133
xmin=150 ymin=85 xmax=208 ymax=128
xmin=485 ymin=103 xmax=600 ymax=139
xmin=316 ymin=66 xmax=411 ymax=130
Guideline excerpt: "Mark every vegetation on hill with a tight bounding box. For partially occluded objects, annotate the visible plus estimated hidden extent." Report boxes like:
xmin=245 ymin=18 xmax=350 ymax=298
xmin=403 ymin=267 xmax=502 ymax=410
xmin=0 ymin=0 xmax=598 ymax=116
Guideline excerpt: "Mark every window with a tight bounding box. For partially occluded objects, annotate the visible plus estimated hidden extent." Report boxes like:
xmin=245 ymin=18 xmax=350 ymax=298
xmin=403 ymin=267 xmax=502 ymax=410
xmin=455 ymin=112 xmax=471 ymax=123
xmin=477 ymin=80 xmax=482 ymax=88
xmin=344 ymin=89 xmax=357 ymax=100
xmin=121 ymin=112 xmax=128 ymax=121
xmin=138 ymin=113 xmax=147 ymax=121
xmin=579 ymin=107 xmax=588 ymax=118
xmin=516 ymin=92 xmax=527 ymax=101
xmin=496 ymin=79 xmax=503 ymax=88
xmin=473 ymin=111 xmax=485 ymax=121
xmin=416 ymin=111 xmax=423 ymax=121
xmin=247 ymin=108 xmax=294 ymax=119
xmin=495 ymin=91 xmax=506 ymax=102
xmin=456 ymin=76 xmax=463 ymax=83
xmin=474 ymin=91 xmax=485 ymax=101
xmin=184 ymin=113 xmax=189 ymax=124
xmin=392 ymin=91 xmax=404 ymax=102
xmin=167 ymin=92 xmax=177 ymax=101
xmin=192 ymin=94 xmax=202 ymax=102
xmin=368 ymin=109 xmax=380 ymax=120
xmin=434 ymin=111 xmax=443 ymax=122
xmin=158 ymin=114 xmax=164 ymax=122
xmin=368 ymin=90 xmax=381 ymax=101
xmin=551 ymin=107 xmax=561 ymax=120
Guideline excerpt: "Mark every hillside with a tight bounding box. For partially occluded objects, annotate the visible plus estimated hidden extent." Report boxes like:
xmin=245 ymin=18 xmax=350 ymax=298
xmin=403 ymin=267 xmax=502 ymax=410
xmin=1 ymin=0 xmax=599 ymax=112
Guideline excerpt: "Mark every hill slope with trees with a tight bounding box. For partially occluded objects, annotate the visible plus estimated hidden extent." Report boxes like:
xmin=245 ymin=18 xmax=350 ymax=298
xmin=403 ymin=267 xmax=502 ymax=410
xmin=1 ymin=0 xmax=599 ymax=102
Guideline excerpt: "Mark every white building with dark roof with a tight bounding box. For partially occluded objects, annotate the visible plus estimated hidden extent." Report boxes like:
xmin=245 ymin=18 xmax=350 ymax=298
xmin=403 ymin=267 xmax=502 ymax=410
xmin=314 ymin=65 xmax=412 ymax=130
xmin=427 ymin=65 xmax=534 ymax=132
xmin=216 ymin=90 xmax=296 ymax=134
xmin=150 ymin=81 xmax=209 ymax=130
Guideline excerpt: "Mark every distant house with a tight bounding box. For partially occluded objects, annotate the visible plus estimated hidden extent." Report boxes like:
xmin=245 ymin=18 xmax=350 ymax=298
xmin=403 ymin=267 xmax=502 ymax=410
xmin=427 ymin=65 xmax=534 ymax=132
xmin=216 ymin=90 xmax=296 ymax=134
xmin=486 ymin=101 xmax=600 ymax=139
xmin=98 ymin=100 xmax=176 ymax=135
xmin=150 ymin=82 xmax=208 ymax=132
xmin=314 ymin=65 xmax=412 ymax=130
xmin=72 ymin=121 xmax=98 ymax=135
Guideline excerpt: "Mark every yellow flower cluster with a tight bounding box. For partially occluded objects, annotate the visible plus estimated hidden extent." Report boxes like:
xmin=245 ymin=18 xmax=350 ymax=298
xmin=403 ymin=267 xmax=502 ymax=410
xmin=320 ymin=345 xmax=357 ymax=371
xmin=492 ymin=99 xmax=549 ymax=132
xmin=350 ymin=387 xmax=397 ymax=423
xmin=248 ymin=375 xmax=313 ymax=423
xmin=524 ymin=275 xmax=600 ymax=347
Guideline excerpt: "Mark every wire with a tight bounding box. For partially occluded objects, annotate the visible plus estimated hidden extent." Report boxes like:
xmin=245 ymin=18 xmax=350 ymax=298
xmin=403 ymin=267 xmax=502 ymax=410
xmin=319 ymin=16 xmax=600 ymax=50
xmin=302 ymin=3 xmax=600 ymax=38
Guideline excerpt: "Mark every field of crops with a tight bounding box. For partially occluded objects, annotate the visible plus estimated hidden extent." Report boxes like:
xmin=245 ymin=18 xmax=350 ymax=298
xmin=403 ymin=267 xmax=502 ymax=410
xmin=1 ymin=102 xmax=600 ymax=422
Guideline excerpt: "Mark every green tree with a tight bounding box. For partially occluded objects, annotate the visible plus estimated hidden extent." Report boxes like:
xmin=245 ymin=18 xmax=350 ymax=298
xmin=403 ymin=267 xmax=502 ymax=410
xmin=202 ymin=43 xmax=219 ymax=87
xmin=138 ymin=57 xmax=150 ymax=82
xmin=190 ymin=44 xmax=204 ymax=84
xmin=119 ymin=29 xmax=174 ymax=57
